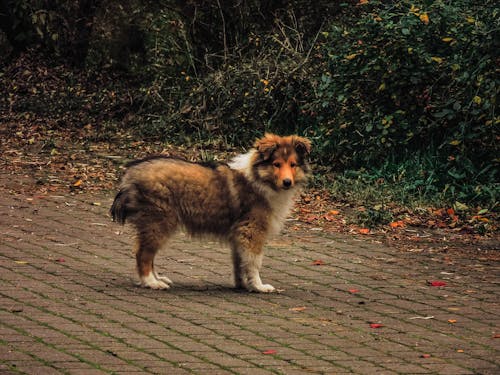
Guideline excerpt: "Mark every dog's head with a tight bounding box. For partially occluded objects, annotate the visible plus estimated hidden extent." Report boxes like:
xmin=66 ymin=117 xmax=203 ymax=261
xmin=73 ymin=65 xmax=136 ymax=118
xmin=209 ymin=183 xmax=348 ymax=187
xmin=253 ymin=133 xmax=311 ymax=190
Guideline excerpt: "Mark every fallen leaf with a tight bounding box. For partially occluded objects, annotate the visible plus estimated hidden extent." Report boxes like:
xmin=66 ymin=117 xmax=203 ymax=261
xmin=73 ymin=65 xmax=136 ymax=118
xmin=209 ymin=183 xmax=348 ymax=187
xmin=348 ymin=289 xmax=360 ymax=294
xmin=289 ymin=306 xmax=307 ymax=312
xmin=359 ymin=228 xmax=370 ymax=234
xmin=262 ymin=349 xmax=277 ymax=355
xmin=55 ymin=258 xmax=65 ymax=263
xmin=492 ymin=334 xmax=500 ymax=339
xmin=369 ymin=323 xmax=383 ymax=329
xmin=456 ymin=349 xmax=464 ymax=353
xmin=389 ymin=220 xmax=405 ymax=228
xmin=312 ymin=260 xmax=325 ymax=266
xmin=15 ymin=261 xmax=28 ymax=264
xmin=304 ymin=214 xmax=319 ymax=223
xmin=72 ymin=179 xmax=83 ymax=187
xmin=429 ymin=280 xmax=447 ymax=287
xmin=420 ymin=354 xmax=431 ymax=358
xmin=448 ymin=319 xmax=457 ymax=324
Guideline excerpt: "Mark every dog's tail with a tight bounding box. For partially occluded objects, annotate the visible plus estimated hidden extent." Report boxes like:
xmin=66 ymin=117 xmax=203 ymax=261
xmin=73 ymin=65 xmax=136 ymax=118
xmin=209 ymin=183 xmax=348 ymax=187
xmin=110 ymin=185 xmax=137 ymax=224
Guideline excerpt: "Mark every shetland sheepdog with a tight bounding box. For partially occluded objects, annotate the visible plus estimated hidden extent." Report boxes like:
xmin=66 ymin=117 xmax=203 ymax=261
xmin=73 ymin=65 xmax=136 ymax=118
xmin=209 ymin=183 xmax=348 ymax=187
xmin=110 ymin=133 xmax=311 ymax=292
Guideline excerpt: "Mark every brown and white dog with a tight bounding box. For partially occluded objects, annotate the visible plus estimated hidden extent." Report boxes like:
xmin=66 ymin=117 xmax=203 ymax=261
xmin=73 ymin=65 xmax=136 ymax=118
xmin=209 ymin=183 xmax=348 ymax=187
xmin=110 ymin=133 xmax=311 ymax=292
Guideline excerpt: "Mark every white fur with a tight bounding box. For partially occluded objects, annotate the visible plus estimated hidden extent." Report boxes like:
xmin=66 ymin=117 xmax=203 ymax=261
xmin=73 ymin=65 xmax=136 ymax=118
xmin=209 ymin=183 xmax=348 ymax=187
xmin=241 ymin=252 xmax=275 ymax=293
xmin=228 ymin=150 xmax=255 ymax=171
xmin=139 ymin=272 xmax=171 ymax=289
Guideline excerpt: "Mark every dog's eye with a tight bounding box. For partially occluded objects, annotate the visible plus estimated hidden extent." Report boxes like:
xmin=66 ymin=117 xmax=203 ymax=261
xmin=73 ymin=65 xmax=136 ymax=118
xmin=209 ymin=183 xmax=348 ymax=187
xmin=290 ymin=162 xmax=297 ymax=168
xmin=273 ymin=162 xmax=281 ymax=168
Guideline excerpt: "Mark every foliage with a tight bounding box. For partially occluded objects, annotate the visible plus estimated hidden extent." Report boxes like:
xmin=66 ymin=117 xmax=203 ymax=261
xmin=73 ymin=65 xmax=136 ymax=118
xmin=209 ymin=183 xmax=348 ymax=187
xmin=0 ymin=0 xmax=498 ymax=207
xmin=302 ymin=0 xmax=499 ymax=204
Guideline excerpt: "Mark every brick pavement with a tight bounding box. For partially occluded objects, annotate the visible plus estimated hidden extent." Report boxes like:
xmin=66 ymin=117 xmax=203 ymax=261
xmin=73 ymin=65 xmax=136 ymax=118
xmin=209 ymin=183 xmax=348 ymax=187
xmin=0 ymin=175 xmax=499 ymax=374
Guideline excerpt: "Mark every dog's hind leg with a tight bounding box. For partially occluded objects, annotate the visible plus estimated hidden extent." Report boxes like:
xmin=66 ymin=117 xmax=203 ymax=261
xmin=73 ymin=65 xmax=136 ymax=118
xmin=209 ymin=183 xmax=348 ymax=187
xmin=134 ymin=215 xmax=176 ymax=290
xmin=231 ymin=244 xmax=245 ymax=289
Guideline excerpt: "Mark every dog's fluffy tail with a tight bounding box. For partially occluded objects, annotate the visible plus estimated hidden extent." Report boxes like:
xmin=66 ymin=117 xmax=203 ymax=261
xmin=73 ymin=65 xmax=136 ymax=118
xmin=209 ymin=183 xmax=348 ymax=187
xmin=110 ymin=185 xmax=137 ymax=224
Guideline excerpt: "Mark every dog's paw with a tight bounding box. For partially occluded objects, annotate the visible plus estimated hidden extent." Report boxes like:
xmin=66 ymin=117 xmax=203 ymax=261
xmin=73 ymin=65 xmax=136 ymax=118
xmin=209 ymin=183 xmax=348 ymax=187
xmin=155 ymin=273 xmax=173 ymax=286
xmin=248 ymin=283 xmax=276 ymax=293
xmin=139 ymin=274 xmax=171 ymax=290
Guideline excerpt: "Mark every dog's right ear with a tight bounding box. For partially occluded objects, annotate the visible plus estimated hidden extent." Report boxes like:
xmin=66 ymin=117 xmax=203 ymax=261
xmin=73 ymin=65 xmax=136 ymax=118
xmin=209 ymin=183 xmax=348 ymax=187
xmin=254 ymin=133 xmax=278 ymax=160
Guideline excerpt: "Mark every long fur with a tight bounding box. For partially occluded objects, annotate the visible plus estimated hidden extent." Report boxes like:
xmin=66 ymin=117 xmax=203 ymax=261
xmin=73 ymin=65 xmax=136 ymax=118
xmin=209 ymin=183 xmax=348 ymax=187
xmin=110 ymin=133 xmax=311 ymax=292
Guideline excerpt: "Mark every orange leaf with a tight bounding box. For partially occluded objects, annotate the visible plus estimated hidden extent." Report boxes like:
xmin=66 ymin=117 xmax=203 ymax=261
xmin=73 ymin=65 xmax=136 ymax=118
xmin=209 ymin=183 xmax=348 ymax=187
xmin=448 ymin=319 xmax=457 ymax=324
xmin=370 ymin=323 xmax=383 ymax=328
xmin=348 ymin=289 xmax=360 ymax=294
xmin=359 ymin=228 xmax=370 ymax=234
xmin=419 ymin=13 xmax=429 ymax=25
xmin=390 ymin=220 xmax=405 ymax=228
xmin=289 ymin=306 xmax=307 ymax=312
xmin=304 ymin=214 xmax=319 ymax=223
xmin=262 ymin=349 xmax=277 ymax=355
xmin=421 ymin=354 xmax=431 ymax=358
xmin=446 ymin=208 xmax=455 ymax=216
xmin=72 ymin=179 xmax=83 ymax=187
xmin=312 ymin=260 xmax=325 ymax=266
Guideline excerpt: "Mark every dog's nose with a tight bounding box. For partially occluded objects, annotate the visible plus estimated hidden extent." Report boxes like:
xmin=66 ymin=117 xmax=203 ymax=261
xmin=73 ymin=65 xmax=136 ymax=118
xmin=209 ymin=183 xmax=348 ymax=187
xmin=283 ymin=179 xmax=292 ymax=188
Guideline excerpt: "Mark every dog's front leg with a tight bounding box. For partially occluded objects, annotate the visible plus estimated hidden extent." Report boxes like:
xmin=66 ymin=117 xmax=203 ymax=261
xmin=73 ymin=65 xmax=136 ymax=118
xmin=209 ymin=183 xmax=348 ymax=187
xmin=242 ymin=251 xmax=275 ymax=293
xmin=232 ymin=246 xmax=275 ymax=292
xmin=231 ymin=240 xmax=275 ymax=293
xmin=231 ymin=213 xmax=275 ymax=293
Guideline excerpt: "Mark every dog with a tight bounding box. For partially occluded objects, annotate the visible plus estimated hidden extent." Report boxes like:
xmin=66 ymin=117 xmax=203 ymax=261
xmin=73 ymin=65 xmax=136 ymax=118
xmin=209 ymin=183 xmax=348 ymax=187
xmin=110 ymin=133 xmax=311 ymax=292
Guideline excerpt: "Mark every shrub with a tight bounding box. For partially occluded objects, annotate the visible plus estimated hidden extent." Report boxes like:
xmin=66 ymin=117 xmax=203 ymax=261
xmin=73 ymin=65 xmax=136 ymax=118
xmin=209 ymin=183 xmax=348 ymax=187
xmin=297 ymin=0 xmax=498 ymax=203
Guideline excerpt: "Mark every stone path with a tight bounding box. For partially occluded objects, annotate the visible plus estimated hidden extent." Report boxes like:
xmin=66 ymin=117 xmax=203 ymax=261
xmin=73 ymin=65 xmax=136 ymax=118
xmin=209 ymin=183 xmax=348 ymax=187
xmin=1 ymin=178 xmax=499 ymax=374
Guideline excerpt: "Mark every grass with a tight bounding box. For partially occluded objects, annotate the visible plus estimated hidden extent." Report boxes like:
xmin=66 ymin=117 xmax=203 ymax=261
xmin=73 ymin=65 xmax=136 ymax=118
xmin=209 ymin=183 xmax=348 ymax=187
xmin=313 ymin=152 xmax=498 ymax=228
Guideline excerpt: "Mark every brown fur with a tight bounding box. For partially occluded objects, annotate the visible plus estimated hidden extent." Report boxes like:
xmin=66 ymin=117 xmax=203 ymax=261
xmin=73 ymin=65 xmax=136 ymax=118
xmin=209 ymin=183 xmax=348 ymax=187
xmin=110 ymin=133 xmax=311 ymax=292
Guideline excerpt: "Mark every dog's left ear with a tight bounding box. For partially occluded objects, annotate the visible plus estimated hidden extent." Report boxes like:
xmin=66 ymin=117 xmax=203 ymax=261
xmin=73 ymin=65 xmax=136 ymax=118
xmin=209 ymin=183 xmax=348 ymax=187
xmin=254 ymin=133 xmax=278 ymax=160
xmin=292 ymin=136 xmax=312 ymax=156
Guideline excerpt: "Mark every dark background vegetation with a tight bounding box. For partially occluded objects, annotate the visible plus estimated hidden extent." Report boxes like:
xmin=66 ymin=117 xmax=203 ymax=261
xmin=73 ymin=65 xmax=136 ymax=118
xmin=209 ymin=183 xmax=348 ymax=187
xmin=0 ymin=0 xmax=498 ymax=213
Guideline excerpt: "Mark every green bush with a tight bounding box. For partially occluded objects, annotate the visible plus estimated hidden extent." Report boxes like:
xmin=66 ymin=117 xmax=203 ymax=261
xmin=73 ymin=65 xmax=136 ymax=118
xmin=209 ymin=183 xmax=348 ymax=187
xmin=297 ymin=0 xmax=498 ymax=203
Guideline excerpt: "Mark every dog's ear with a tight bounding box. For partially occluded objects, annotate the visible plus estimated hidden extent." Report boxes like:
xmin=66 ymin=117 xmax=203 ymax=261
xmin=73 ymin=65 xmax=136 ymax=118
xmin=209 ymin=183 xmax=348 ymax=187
xmin=292 ymin=136 xmax=312 ymax=156
xmin=254 ymin=133 xmax=278 ymax=160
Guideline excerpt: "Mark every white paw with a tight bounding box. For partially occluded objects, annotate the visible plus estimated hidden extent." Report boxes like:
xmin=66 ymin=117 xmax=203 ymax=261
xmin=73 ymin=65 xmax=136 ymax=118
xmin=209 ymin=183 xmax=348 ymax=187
xmin=248 ymin=283 xmax=276 ymax=293
xmin=155 ymin=273 xmax=173 ymax=286
xmin=139 ymin=274 xmax=171 ymax=290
